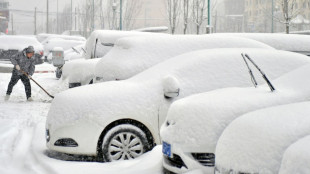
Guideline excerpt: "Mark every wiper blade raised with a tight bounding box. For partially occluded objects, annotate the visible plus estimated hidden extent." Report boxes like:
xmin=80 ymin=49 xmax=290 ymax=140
xmin=243 ymin=53 xmax=276 ymax=92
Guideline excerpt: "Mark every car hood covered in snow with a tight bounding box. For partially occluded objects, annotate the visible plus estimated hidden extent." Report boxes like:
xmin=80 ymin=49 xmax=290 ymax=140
xmin=161 ymin=63 xmax=310 ymax=153
xmin=95 ymin=34 xmax=273 ymax=81
xmin=215 ymin=102 xmax=310 ymax=174
xmin=279 ymin=135 xmax=310 ymax=174
xmin=47 ymin=48 xmax=309 ymax=134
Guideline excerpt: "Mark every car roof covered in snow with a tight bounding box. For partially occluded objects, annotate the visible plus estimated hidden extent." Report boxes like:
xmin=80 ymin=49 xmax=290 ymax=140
xmin=95 ymin=34 xmax=274 ymax=81
xmin=279 ymin=135 xmax=310 ymax=174
xmin=0 ymin=35 xmax=43 ymax=51
xmin=215 ymin=102 xmax=310 ymax=174
xmin=48 ymin=48 xmax=309 ymax=132
xmin=161 ymin=63 xmax=310 ymax=153
xmin=215 ymin=33 xmax=310 ymax=54
xmin=41 ymin=34 xmax=86 ymax=45
xmin=85 ymin=30 xmax=160 ymax=59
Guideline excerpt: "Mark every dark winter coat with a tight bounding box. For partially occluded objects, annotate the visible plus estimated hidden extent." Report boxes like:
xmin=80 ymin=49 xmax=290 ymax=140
xmin=10 ymin=48 xmax=36 ymax=76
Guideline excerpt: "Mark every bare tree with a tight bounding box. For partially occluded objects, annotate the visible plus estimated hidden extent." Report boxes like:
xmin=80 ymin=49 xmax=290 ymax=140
xmin=166 ymin=0 xmax=181 ymax=34
xmin=183 ymin=0 xmax=190 ymax=34
xmin=191 ymin=0 xmax=207 ymax=34
xmin=275 ymin=0 xmax=304 ymax=33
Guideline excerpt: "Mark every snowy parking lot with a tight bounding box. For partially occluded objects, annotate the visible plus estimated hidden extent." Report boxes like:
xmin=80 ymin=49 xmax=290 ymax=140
xmin=0 ymin=64 xmax=163 ymax=174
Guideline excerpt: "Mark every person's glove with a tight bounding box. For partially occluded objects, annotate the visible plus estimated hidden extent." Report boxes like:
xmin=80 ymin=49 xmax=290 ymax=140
xmin=16 ymin=65 xmax=21 ymax=71
xmin=28 ymin=75 xmax=32 ymax=79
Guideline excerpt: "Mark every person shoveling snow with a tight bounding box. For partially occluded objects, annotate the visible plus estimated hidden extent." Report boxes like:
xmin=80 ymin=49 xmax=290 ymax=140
xmin=5 ymin=46 xmax=36 ymax=101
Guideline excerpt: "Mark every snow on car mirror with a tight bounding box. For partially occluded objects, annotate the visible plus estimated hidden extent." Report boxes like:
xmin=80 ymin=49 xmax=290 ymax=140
xmin=163 ymin=76 xmax=180 ymax=98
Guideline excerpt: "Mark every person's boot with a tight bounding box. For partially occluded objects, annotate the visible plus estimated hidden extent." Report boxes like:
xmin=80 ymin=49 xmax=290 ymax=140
xmin=27 ymin=97 xmax=33 ymax=102
xmin=4 ymin=94 xmax=10 ymax=101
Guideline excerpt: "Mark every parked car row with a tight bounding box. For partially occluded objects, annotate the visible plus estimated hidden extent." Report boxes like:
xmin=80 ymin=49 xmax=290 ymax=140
xmin=44 ymin=31 xmax=310 ymax=173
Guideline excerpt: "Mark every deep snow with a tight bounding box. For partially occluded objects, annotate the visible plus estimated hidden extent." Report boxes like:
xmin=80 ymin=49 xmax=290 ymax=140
xmin=0 ymin=64 xmax=164 ymax=174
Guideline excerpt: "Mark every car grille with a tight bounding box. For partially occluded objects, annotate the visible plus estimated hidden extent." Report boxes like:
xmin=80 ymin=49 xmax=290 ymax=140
xmin=192 ymin=153 xmax=215 ymax=167
xmin=164 ymin=154 xmax=187 ymax=169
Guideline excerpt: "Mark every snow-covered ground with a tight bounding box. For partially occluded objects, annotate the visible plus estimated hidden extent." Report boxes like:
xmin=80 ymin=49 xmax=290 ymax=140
xmin=0 ymin=63 xmax=163 ymax=174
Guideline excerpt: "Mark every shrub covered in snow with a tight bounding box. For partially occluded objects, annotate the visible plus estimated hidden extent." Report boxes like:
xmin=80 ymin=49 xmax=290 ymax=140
xmin=161 ymin=63 xmax=310 ymax=174
xmin=46 ymin=48 xmax=309 ymax=161
xmin=215 ymin=102 xmax=310 ymax=174
xmin=94 ymin=34 xmax=273 ymax=82
xmin=279 ymin=135 xmax=310 ymax=174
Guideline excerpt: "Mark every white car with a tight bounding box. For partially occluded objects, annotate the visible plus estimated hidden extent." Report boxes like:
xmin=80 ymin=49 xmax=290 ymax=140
xmin=0 ymin=35 xmax=44 ymax=64
xmin=279 ymin=135 xmax=310 ymax=174
xmin=62 ymin=30 xmax=158 ymax=88
xmin=94 ymin=34 xmax=273 ymax=82
xmin=215 ymin=33 xmax=310 ymax=56
xmin=46 ymin=48 xmax=308 ymax=162
xmin=215 ymin=102 xmax=310 ymax=174
xmin=160 ymin=62 xmax=310 ymax=174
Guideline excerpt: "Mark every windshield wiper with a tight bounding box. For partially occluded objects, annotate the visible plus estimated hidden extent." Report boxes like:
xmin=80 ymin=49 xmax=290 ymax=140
xmin=241 ymin=53 xmax=276 ymax=92
xmin=241 ymin=53 xmax=258 ymax=88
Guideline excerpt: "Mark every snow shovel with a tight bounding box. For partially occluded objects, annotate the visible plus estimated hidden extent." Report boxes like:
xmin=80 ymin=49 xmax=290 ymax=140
xmin=19 ymin=69 xmax=55 ymax=99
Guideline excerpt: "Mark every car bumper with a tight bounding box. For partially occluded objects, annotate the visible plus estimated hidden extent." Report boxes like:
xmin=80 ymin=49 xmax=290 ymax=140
xmin=162 ymin=141 xmax=215 ymax=174
xmin=46 ymin=120 xmax=103 ymax=156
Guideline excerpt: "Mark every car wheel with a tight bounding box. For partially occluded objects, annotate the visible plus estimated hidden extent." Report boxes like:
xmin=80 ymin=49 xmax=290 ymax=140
xmin=101 ymin=124 xmax=149 ymax=162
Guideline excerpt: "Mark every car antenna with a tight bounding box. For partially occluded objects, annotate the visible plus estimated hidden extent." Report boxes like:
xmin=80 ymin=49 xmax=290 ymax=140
xmin=244 ymin=53 xmax=276 ymax=92
xmin=241 ymin=53 xmax=258 ymax=88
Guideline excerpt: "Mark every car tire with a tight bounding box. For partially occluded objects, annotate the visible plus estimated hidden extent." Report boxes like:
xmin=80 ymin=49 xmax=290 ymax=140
xmin=101 ymin=124 xmax=149 ymax=162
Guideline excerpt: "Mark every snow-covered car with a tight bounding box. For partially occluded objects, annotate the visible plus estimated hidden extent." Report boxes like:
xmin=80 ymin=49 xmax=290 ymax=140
xmin=94 ymin=34 xmax=273 ymax=83
xmin=40 ymin=34 xmax=86 ymax=46
xmin=160 ymin=62 xmax=310 ymax=174
xmin=46 ymin=48 xmax=308 ymax=162
xmin=0 ymin=35 xmax=44 ymax=64
xmin=215 ymin=102 xmax=310 ymax=174
xmin=62 ymin=30 xmax=158 ymax=88
xmin=216 ymin=33 xmax=310 ymax=56
xmin=279 ymin=135 xmax=310 ymax=174
xmin=43 ymin=38 xmax=85 ymax=58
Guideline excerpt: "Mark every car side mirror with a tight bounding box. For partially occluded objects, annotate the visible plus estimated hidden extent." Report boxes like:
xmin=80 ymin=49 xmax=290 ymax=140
xmin=163 ymin=76 xmax=180 ymax=98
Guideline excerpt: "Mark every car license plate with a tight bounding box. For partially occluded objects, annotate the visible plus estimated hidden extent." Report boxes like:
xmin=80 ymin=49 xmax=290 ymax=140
xmin=162 ymin=141 xmax=172 ymax=158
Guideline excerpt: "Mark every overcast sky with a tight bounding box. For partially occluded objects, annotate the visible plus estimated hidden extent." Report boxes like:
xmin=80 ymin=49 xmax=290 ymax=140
xmin=8 ymin=0 xmax=79 ymax=35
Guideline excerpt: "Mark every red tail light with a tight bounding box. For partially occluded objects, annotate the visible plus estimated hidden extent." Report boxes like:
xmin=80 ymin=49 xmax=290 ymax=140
xmin=40 ymin=51 xmax=43 ymax=56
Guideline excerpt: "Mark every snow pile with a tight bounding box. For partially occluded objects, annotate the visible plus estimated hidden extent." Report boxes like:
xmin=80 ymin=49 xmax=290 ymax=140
xmin=43 ymin=38 xmax=85 ymax=56
xmin=215 ymin=102 xmax=310 ymax=174
xmin=0 ymin=35 xmax=43 ymax=52
xmin=47 ymin=49 xmax=309 ymax=137
xmin=215 ymin=33 xmax=310 ymax=52
xmin=161 ymin=63 xmax=310 ymax=155
xmin=62 ymin=58 xmax=100 ymax=84
xmin=95 ymin=35 xmax=273 ymax=81
xmin=279 ymin=135 xmax=310 ymax=174
xmin=85 ymin=30 xmax=158 ymax=59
